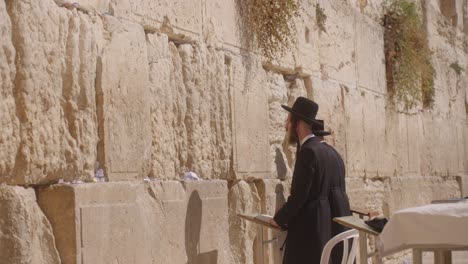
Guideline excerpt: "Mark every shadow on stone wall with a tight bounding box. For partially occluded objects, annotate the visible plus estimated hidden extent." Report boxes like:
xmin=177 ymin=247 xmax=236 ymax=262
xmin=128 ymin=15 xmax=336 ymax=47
xmin=275 ymin=148 xmax=287 ymax=180
xmin=185 ymin=190 xmax=218 ymax=264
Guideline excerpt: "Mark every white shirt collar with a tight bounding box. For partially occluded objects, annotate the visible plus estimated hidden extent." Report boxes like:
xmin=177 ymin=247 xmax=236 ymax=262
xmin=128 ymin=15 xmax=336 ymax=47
xmin=300 ymin=134 xmax=315 ymax=147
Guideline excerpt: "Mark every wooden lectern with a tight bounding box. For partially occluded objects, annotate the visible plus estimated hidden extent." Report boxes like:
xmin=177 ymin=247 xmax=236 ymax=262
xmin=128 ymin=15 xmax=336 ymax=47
xmin=238 ymin=213 xmax=285 ymax=264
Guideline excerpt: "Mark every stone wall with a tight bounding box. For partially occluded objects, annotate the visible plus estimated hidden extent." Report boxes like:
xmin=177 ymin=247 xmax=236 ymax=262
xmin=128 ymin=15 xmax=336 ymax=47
xmin=0 ymin=0 xmax=467 ymax=263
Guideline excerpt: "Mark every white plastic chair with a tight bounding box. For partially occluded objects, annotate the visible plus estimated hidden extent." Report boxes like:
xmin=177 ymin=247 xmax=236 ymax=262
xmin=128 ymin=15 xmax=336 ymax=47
xmin=320 ymin=229 xmax=359 ymax=264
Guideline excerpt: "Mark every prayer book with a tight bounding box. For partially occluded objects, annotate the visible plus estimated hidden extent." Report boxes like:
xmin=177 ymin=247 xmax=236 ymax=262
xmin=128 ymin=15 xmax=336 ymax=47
xmin=237 ymin=213 xmax=282 ymax=230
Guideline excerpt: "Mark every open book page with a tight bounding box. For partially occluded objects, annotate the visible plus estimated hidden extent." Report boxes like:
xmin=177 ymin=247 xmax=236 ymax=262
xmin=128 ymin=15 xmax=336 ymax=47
xmin=254 ymin=214 xmax=273 ymax=223
xmin=237 ymin=213 xmax=282 ymax=230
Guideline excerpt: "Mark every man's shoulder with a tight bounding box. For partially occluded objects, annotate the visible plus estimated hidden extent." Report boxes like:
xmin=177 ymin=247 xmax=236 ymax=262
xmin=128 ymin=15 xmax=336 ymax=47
xmin=302 ymin=139 xmax=344 ymax=159
xmin=302 ymin=137 xmax=324 ymax=150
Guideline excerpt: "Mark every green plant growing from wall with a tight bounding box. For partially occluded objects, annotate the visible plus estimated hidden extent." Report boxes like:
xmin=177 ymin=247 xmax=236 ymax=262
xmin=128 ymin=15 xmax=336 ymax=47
xmin=450 ymin=62 xmax=464 ymax=75
xmin=235 ymin=0 xmax=300 ymax=61
xmin=383 ymin=0 xmax=435 ymax=110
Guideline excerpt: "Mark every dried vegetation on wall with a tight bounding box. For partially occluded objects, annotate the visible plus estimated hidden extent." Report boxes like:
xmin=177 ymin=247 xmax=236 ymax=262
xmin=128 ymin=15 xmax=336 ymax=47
xmin=235 ymin=0 xmax=300 ymax=61
xmin=383 ymin=0 xmax=435 ymax=110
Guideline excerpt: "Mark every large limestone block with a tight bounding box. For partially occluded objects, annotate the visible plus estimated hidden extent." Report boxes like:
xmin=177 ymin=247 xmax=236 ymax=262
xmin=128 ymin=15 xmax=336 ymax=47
xmin=109 ymin=0 xmax=202 ymax=39
xmin=442 ymin=118 xmax=460 ymax=175
xmin=0 ymin=0 xmax=19 ymax=178
xmin=461 ymin=175 xmax=468 ymax=197
xmin=184 ymin=181 xmax=232 ymax=264
xmin=465 ymin=121 xmax=468 ymax=173
xmin=147 ymin=34 xmax=232 ymax=179
xmin=406 ymin=114 xmax=423 ymax=175
xmin=96 ymin=16 xmax=151 ymax=181
xmin=346 ymin=177 xmax=387 ymax=216
xmin=205 ymin=0 xmax=240 ymax=48
xmin=426 ymin=1 xmax=467 ymax=116
xmin=0 ymin=185 xmax=60 ymax=264
xmin=295 ymin=0 xmax=321 ymax=75
xmin=378 ymin=105 xmax=398 ymax=178
xmin=267 ymin=72 xmax=292 ymax=179
xmin=362 ymin=92 xmax=387 ymax=177
xmin=177 ymin=44 xmax=231 ymax=179
xmin=431 ymin=48 xmax=459 ymax=117
xmin=385 ymin=176 xmax=460 ymax=213
xmin=74 ymin=0 xmax=109 ymax=13
xmin=269 ymin=76 xmax=310 ymax=180
xmin=38 ymin=180 xmax=232 ymax=264
xmin=356 ymin=13 xmax=386 ymax=94
xmin=343 ymin=87 xmax=366 ymax=177
xmin=395 ymin=113 xmax=410 ymax=176
xmin=228 ymin=180 xmax=261 ymax=264
xmin=255 ymin=179 xmax=291 ymax=216
xmin=146 ymin=34 xmax=179 ymax=179
xmin=5 ymin=0 xmax=98 ymax=184
xmin=313 ymin=79 xmax=347 ymax=158
xmin=349 ymin=0 xmax=386 ymax=21
xmin=231 ymin=55 xmax=271 ymax=179
xmin=318 ymin=0 xmax=357 ymax=85
xmin=420 ymin=114 xmax=459 ymax=176
xmin=457 ymin=121 xmax=468 ymax=174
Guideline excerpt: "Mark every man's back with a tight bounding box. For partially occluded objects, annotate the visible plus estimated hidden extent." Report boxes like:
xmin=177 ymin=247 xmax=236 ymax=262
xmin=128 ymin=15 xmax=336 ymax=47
xmin=302 ymin=139 xmax=351 ymax=264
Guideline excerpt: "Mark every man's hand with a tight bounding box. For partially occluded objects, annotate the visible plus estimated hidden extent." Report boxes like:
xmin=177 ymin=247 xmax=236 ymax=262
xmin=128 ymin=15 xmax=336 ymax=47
xmin=269 ymin=218 xmax=280 ymax=228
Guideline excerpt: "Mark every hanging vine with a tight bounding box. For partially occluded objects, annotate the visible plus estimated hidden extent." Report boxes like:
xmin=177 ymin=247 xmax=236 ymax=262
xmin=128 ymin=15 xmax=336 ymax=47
xmin=235 ymin=0 xmax=301 ymax=61
xmin=383 ymin=0 xmax=435 ymax=110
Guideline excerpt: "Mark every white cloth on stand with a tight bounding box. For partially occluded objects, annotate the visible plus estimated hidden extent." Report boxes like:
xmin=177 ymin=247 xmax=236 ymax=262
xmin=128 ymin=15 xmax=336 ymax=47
xmin=377 ymin=202 xmax=468 ymax=257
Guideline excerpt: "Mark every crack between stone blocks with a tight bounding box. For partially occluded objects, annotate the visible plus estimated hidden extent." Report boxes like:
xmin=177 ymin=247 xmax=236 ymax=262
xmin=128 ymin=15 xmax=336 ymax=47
xmin=94 ymin=55 xmax=106 ymax=180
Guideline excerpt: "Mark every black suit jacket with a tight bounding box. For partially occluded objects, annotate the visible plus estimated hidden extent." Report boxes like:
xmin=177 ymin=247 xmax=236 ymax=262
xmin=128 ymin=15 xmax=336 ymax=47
xmin=273 ymin=137 xmax=351 ymax=264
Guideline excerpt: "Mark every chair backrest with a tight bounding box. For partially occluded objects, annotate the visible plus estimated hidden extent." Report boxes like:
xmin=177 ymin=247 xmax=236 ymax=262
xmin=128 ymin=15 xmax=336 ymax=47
xmin=320 ymin=229 xmax=359 ymax=264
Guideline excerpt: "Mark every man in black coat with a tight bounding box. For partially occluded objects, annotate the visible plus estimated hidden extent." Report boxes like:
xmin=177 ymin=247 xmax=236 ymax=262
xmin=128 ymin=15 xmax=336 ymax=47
xmin=269 ymin=97 xmax=351 ymax=264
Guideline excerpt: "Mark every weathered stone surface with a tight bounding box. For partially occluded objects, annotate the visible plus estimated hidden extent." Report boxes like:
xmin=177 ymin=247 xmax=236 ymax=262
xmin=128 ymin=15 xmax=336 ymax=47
xmin=232 ymin=55 xmax=271 ymax=179
xmin=5 ymin=0 xmax=98 ymax=184
xmin=363 ymin=92 xmax=387 ymax=177
xmin=146 ymin=34 xmax=232 ymax=180
xmin=267 ymin=71 xmax=292 ymax=180
xmin=395 ymin=113 xmax=410 ymax=176
xmin=318 ymin=0 xmax=357 ymax=85
xmin=109 ymin=0 xmax=202 ymax=39
xmin=420 ymin=114 xmax=460 ymax=177
xmin=343 ymin=87 xmax=366 ymax=177
xmin=385 ymin=176 xmax=460 ymax=213
xmin=457 ymin=121 xmax=468 ymax=174
xmin=313 ymin=79 xmax=347 ymax=157
xmin=0 ymin=0 xmax=19 ymax=179
xmin=96 ymin=16 xmax=151 ymax=181
xmin=461 ymin=175 xmax=468 ymax=197
xmin=465 ymin=121 xmax=468 ymax=174
xmin=0 ymin=1 xmax=467 ymax=263
xmin=0 ymin=185 xmax=60 ymax=264
xmin=184 ymin=181 xmax=232 ymax=264
xmin=205 ymin=0 xmax=240 ymax=48
xmin=406 ymin=114 xmax=423 ymax=175
xmin=228 ymin=180 xmax=261 ymax=264
xmin=356 ymin=13 xmax=386 ymax=94
xmin=295 ymin=0 xmax=321 ymax=75
xmin=347 ymin=177 xmax=387 ymax=216
xmin=37 ymin=180 xmax=231 ymax=264
xmin=76 ymin=0 xmax=109 ymax=13
xmin=381 ymin=107 xmax=399 ymax=177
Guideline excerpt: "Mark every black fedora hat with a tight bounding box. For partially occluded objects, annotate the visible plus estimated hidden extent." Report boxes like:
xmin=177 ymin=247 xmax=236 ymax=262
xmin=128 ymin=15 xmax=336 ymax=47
xmin=281 ymin=97 xmax=321 ymax=126
xmin=311 ymin=119 xmax=331 ymax=136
